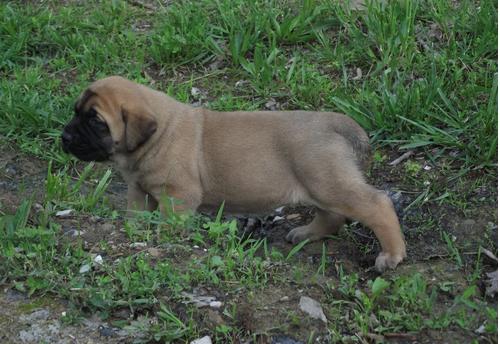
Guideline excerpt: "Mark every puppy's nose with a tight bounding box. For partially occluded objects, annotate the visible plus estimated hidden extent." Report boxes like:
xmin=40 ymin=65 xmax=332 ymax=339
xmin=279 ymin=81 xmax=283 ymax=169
xmin=61 ymin=131 xmax=72 ymax=144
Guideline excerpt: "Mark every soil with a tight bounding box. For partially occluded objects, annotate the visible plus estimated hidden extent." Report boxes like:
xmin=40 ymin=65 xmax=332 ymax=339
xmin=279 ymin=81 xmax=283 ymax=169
xmin=0 ymin=142 xmax=497 ymax=344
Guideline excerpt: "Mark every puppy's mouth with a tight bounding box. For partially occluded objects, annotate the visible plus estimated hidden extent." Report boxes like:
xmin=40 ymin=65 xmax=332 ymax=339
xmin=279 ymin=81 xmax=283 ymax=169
xmin=63 ymin=143 xmax=111 ymax=162
xmin=71 ymin=148 xmax=110 ymax=162
xmin=61 ymin=131 xmax=112 ymax=162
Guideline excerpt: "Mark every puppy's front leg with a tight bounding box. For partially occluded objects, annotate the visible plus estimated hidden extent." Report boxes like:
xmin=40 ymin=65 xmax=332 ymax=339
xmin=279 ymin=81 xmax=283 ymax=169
xmin=151 ymin=185 xmax=202 ymax=216
xmin=127 ymin=183 xmax=158 ymax=214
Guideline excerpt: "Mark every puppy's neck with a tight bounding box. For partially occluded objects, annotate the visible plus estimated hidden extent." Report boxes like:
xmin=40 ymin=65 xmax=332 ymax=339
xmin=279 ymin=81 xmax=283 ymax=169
xmin=111 ymin=94 xmax=203 ymax=181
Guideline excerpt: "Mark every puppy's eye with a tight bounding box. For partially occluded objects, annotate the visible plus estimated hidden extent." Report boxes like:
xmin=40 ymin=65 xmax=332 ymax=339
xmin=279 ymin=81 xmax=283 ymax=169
xmin=89 ymin=116 xmax=104 ymax=125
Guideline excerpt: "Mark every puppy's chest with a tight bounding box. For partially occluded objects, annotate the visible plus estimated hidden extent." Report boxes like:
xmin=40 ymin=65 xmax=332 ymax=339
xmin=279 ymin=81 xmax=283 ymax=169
xmin=114 ymin=163 xmax=146 ymax=190
xmin=113 ymin=157 xmax=159 ymax=189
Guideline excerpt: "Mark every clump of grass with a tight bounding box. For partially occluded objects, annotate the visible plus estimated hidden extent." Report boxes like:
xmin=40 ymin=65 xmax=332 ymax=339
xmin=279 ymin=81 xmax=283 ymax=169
xmin=187 ymin=204 xmax=274 ymax=288
xmin=0 ymin=0 xmax=496 ymax=170
xmin=327 ymin=271 xmax=497 ymax=341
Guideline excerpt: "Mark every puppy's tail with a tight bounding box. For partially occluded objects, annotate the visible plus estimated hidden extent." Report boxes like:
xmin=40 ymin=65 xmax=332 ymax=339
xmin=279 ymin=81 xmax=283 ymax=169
xmin=334 ymin=115 xmax=372 ymax=172
xmin=347 ymin=132 xmax=371 ymax=172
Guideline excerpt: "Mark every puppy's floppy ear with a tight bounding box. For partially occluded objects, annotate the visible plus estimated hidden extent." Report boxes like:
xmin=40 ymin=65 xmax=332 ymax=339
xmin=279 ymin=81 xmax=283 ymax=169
xmin=122 ymin=105 xmax=158 ymax=152
xmin=75 ymin=89 xmax=96 ymax=113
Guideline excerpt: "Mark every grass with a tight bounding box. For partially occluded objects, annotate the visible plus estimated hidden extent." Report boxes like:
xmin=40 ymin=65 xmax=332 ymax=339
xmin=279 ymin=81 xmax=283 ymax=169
xmin=0 ymin=0 xmax=496 ymax=169
xmin=0 ymin=0 xmax=497 ymax=342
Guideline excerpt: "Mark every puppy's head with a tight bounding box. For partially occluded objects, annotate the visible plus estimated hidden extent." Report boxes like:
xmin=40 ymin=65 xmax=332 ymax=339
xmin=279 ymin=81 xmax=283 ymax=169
xmin=62 ymin=76 xmax=157 ymax=161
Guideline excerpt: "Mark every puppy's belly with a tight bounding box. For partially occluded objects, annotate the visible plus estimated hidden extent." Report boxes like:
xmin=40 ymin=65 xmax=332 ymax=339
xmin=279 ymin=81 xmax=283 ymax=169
xmin=198 ymin=185 xmax=311 ymax=215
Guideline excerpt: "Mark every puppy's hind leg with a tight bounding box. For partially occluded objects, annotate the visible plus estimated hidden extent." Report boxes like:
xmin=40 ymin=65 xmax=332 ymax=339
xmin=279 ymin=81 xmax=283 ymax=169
xmin=286 ymin=209 xmax=345 ymax=244
xmin=325 ymin=183 xmax=406 ymax=272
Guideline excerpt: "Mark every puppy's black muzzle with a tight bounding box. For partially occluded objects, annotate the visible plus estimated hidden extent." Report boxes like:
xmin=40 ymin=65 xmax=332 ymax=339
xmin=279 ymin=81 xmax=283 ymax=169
xmin=61 ymin=130 xmax=72 ymax=153
xmin=61 ymin=112 xmax=112 ymax=162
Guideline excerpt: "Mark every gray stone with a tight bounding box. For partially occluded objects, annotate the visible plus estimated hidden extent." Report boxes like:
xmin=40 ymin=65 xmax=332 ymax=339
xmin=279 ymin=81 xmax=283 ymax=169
xmin=100 ymin=223 xmax=116 ymax=232
xmin=55 ymin=209 xmax=73 ymax=217
xmin=299 ymin=296 xmax=327 ymax=323
xmin=19 ymin=309 xmax=50 ymax=322
xmin=190 ymin=336 xmax=212 ymax=344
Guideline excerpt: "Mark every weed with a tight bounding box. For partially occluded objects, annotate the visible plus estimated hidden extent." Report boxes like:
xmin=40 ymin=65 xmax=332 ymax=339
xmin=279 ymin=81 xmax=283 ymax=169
xmin=188 ymin=204 xmax=272 ymax=288
xmin=286 ymin=239 xmax=310 ymax=261
xmin=441 ymin=231 xmax=463 ymax=268
xmin=124 ymin=303 xmax=196 ymax=343
xmin=45 ymin=161 xmax=113 ymax=215
xmin=327 ymin=272 xmax=494 ymax=338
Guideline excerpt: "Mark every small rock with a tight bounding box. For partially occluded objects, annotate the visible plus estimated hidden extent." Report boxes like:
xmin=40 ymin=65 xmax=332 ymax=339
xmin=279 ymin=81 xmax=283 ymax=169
xmin=299 ymin=296 xmax=327 ymax=323
xmin=190 ymin=335 xmax=212 ymax=344
xmin=79 ymin=263 xmax=91 ymax=274
xmin=352 ymin=67 xmax=362 ymax=80
xmin=82 ymin=314 xmax=104 ymax=330
xmin=423 ymin=165 xmax=432 ymax=171
xmin=5 ymin=289 xmax=26 ymax=302
xmin=100 ymin=223 xmax=115 ymax=231
xmin=93 ymin=255 xmax=104 ymax=265
xmin=235 ymin=80 xmax=248 ymax=88
xmin=130 ymin=242 xmax=147 ymax=248
xmin=99 ymin=325 xmax=116 ymax=337
xmin=265 ymin=99 xmax=278 ymax=110
xmin=56 ymin=209 xmax=73 ymax=217
xmin=275 ymin=206 xmax=285 ymax=213
xmin=33 ymin=203 xmax=44 ymax=212
xmin=147 ymin=247 xmax=161 ymax=257
xmin=182 ymin=292 xmax=217 ymax=308
xmin=485 ymin=270 xmax=498 ymax=297
xmin=191 ymin=87 xmax=202 ymax=98
xmin=272 ymin=216 xmax=285 ymax=223
xmin=5 ymin=165 xmax=16 ymax=175
xmin=19 ymin=309 xmax=50 ymax=322
xmin=209 ymin=301 xmax=222 ymax=309
xmin=389 ymin=191 xmax=402 ymax=202
xmin=280 ymin=296 xmax=290 ymax=302
xmin=286 ymin=214 xmax=300 ymax=220
xmin=65 ymin=229 xmax=85 ymax=237
xmin=115 ymin=329 xmax=129 ymax=337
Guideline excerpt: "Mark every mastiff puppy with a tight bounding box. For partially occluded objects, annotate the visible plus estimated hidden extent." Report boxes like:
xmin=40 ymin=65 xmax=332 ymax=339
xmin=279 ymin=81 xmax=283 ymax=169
xmin=62 ymin=76 xmax=406 ymax=271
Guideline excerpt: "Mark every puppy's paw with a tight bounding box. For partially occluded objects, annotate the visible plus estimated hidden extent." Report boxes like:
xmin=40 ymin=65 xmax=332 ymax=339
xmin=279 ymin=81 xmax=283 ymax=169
xmin=286 ymin=225 xmax=324 ymax=245
xmin=375 ymin=251 xmax=405 ymax=272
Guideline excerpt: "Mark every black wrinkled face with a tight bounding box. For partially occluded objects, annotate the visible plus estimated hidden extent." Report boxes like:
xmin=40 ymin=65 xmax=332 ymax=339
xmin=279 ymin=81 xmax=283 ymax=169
xmin=61 ymin=107 xmax=113 ymax=162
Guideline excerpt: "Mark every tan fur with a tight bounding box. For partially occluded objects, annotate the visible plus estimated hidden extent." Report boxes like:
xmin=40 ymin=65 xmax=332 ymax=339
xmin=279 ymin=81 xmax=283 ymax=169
xmin=76 ymin=76 xmax=406 ymax=271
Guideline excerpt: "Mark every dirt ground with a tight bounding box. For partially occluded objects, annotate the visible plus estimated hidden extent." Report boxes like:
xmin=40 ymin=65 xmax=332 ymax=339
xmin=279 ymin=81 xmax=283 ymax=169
xmin=0 ymin=142 xmax=497 ymax=343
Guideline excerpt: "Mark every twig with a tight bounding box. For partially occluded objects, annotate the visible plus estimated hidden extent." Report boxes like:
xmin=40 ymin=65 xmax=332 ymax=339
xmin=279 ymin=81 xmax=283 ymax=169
xmin=480 ymin=247 xmax=498 ymax=261
xmin=179 ymin=70 xmax=225 ymax=84
xmin=389 ymin=150 xmax=414 ymax=166
xmin=384 ymin=332 xmax=418 ymax=340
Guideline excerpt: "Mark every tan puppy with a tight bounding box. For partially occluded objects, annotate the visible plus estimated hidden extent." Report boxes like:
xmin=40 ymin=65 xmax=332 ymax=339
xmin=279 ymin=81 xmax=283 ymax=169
xmin=62 ymin=76 xmax=406 ymax=271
